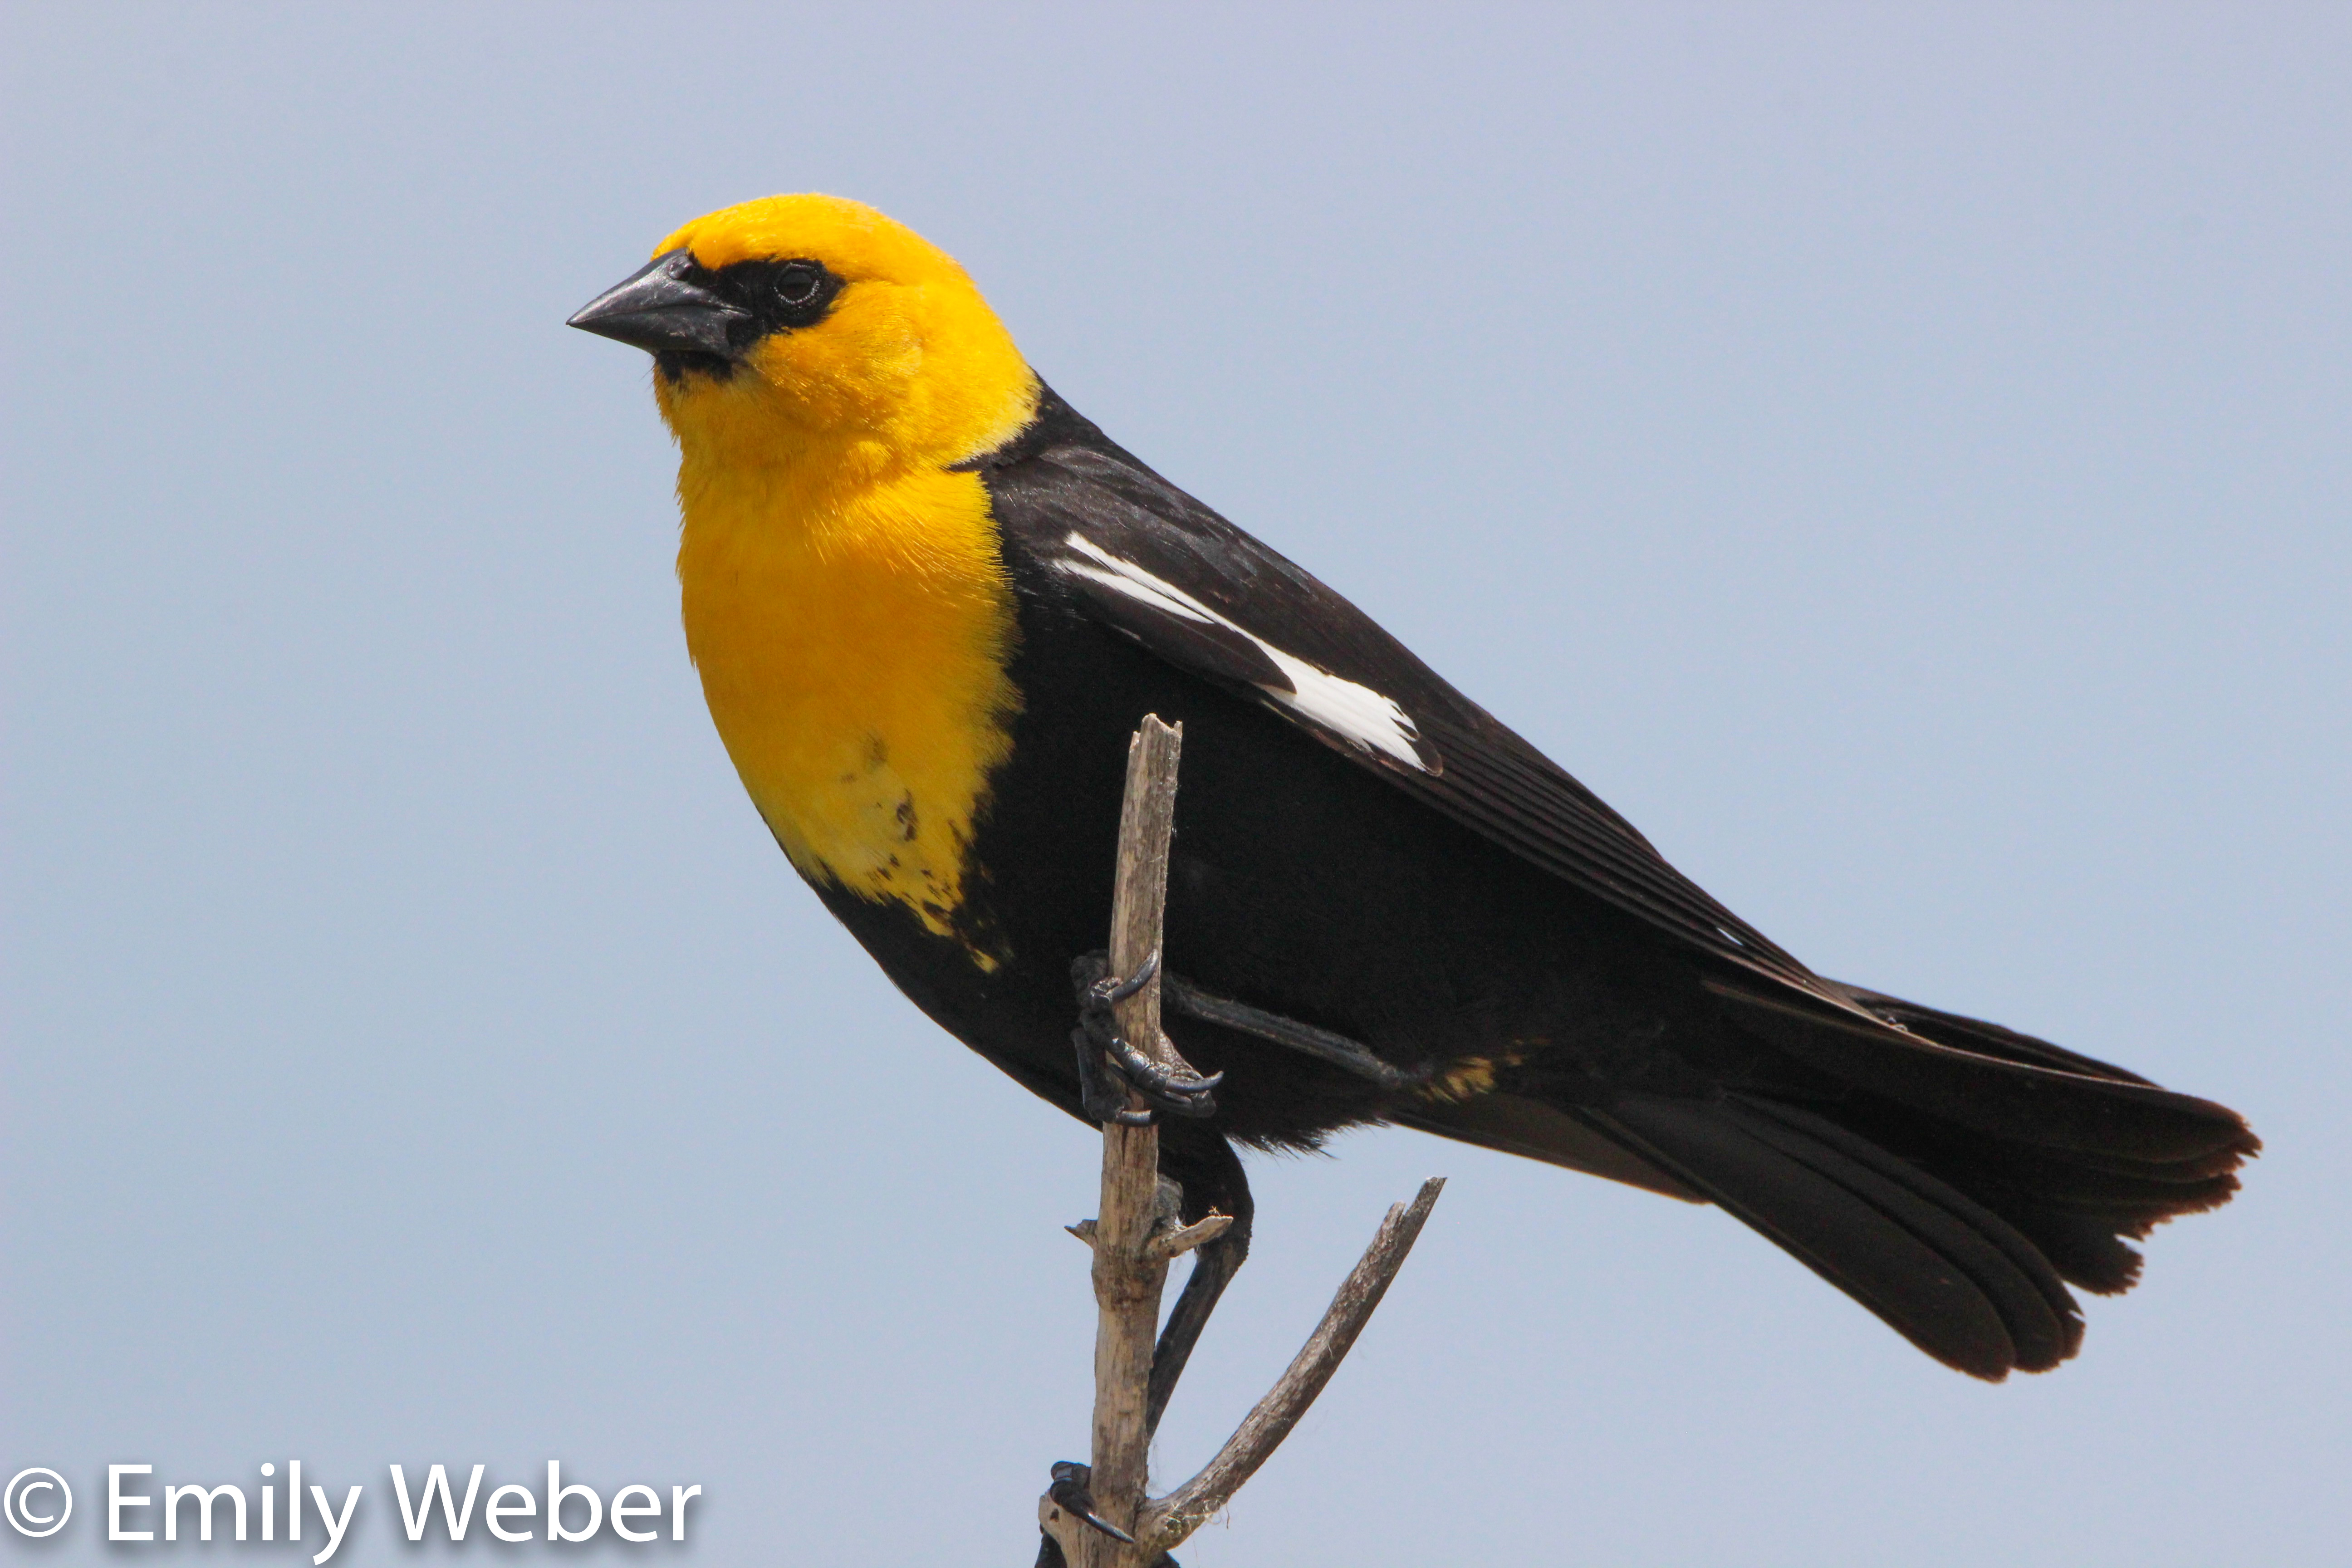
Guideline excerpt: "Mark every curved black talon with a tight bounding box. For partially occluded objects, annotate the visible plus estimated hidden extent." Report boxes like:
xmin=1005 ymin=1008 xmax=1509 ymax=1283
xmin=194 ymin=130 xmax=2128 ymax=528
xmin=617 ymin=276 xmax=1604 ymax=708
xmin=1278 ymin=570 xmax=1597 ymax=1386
xmin=1097 ymin=947 xmax=1161 ymax=1006
xmin=1047 ymin=1462 xmax=1135 ymax=1544
xmin=1070 ymin=951 xmax=1224 ymax=1124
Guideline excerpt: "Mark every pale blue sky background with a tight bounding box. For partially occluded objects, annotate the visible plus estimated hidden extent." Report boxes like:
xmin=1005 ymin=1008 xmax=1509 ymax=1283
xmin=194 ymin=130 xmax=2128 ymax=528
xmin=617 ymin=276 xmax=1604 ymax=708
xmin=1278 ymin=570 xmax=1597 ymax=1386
xmin=4 ymin=5 xmax=2347 ymax=1564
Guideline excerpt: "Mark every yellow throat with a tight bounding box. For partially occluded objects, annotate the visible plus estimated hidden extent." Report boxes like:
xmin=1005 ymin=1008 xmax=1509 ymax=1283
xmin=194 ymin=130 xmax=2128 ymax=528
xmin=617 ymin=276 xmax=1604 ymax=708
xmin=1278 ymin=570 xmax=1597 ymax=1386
xmin=651 ymin=196 xmax=1039 ymax=951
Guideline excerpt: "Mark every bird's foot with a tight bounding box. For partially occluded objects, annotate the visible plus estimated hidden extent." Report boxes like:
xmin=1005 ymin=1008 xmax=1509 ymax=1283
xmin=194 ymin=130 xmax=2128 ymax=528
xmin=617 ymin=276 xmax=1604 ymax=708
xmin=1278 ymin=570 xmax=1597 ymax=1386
xmin=1072 ymin=951 xmax=1223 ymax=1125
xmin=1044 ymin=1461 xmax=1134 ymax=1544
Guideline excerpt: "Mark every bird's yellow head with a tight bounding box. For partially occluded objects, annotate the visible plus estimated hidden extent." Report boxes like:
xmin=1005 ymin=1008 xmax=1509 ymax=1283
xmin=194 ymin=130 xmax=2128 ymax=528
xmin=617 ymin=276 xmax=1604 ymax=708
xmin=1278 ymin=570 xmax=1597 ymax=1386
xmin=570 ymin=194 xmax=1037 ymax=479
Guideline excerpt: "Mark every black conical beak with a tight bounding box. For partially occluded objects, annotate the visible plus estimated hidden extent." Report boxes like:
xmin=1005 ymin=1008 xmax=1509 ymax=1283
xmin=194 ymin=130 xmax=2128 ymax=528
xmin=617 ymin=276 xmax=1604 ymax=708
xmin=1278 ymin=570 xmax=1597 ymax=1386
xmin=567 ymin=249 xmax=752 ymax=358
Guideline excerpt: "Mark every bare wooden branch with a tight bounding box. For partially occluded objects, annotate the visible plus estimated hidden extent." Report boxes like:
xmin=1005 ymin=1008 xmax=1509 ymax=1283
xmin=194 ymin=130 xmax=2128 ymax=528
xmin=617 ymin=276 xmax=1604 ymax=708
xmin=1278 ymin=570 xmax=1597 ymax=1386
xmin=1107 ymin=716 xmax=1183 ymax=1086
xmin=1079 ymin=716 xmax=1186 ymax=1566
xmin=1068 ymin=1212 xmax=1235 ymax=1260
xmin=1146 ymin=1213 xmax=1235 ymax=1261
xmin=1136 ymin=1176 xmax=1446 ymax=1554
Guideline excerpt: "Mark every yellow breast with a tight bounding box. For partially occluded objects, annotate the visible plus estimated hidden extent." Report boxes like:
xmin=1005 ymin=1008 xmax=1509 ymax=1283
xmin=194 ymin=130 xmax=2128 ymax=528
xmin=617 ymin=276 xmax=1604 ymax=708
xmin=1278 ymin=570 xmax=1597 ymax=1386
xmin=677 ymin=458 xmax=1022 ymax=954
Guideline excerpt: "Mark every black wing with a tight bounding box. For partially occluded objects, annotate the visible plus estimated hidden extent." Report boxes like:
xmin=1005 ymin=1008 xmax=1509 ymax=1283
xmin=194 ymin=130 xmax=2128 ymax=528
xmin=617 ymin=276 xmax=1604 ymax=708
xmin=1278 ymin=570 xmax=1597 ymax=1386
xmin=973 ymin=384 xmax=1834 ymax=1001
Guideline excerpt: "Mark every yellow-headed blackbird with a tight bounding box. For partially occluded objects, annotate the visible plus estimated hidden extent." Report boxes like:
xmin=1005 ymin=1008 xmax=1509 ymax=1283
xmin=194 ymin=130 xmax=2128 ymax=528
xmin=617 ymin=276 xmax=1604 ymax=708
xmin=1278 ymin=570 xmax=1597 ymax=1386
xmin=570 ymin=195 xmax=2256 ymax=1406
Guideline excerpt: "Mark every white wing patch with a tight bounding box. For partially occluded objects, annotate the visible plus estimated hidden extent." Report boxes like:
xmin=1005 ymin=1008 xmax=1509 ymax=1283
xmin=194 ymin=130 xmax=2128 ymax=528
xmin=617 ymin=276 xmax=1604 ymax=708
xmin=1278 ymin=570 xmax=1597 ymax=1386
xmin=1057 ymin=533 xmax=1429 ymax=771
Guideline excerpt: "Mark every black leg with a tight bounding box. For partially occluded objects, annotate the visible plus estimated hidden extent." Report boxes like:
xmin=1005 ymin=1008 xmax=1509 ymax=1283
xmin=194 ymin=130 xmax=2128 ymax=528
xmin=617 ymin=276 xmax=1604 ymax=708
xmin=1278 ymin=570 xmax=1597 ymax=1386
xmin=1147 ymin=1128 xmax=1255 ymax=1437
xmin=1162 ymin=973 xmax=1427 ymax=1091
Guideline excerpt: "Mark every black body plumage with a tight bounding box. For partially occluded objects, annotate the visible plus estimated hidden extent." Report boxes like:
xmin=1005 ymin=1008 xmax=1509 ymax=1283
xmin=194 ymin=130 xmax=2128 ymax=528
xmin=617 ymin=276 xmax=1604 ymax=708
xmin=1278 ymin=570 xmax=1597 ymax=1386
xmin=807 ymin=384 xmax=2255 ymax=1382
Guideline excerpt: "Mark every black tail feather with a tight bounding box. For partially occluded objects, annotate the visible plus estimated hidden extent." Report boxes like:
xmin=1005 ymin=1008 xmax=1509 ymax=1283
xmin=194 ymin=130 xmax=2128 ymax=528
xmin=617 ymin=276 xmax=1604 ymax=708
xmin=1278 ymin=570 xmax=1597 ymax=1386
xmin=1398 ymin=971 xmax=2253 ymax=1374
xmin=1705 ymin=977 xmax=2258 ymax=1167
xmin=1729 ymin=1096 xmax=2082 ymax=1355
xmin=1696 ymin=978 xmax=2254 ymax=1318
xmin=1586 ymin=1093 xmax=2081 ymax=1379
xmin=1820 ymin=983 xmax=2159 ymax=1085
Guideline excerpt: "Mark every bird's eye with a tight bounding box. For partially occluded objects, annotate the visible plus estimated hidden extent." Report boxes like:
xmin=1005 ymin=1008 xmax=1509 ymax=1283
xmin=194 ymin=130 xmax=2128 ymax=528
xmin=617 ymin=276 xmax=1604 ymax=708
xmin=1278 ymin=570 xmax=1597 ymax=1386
xmin=776 ymin=262 xmax=823 ymax=306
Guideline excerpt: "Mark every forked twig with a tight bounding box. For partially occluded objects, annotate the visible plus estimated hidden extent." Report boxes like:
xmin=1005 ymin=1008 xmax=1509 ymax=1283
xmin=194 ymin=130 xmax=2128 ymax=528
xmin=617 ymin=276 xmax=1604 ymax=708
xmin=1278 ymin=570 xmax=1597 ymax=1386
xmin=1036 ymin=717 xmax=1444 ymax=1566
xmin=1136 ymin=1176 xmax=1445 ymax=1554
